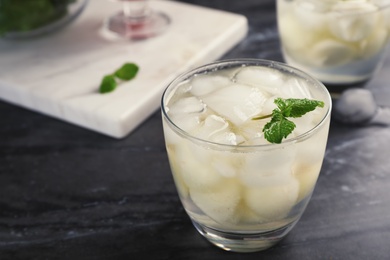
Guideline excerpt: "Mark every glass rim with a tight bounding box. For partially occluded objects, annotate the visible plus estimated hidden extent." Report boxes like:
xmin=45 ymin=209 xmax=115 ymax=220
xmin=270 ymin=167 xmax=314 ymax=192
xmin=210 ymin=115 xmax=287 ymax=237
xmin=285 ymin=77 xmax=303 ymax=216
xmin=161 ymin=58 xmax=332 ymax=150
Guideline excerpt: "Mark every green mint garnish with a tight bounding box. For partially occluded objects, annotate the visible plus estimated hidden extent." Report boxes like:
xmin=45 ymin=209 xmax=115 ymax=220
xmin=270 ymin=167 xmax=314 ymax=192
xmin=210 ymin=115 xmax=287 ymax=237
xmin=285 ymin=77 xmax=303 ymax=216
xmin=114 ymin=63 xmax=139 ymax=81
xmin=99 ymin=63 xmax=139 ymax=94
xmin=252 ymin=98 xmax=325 ymax=144
xmin=99 ymin=75 xmax=117 ymax=93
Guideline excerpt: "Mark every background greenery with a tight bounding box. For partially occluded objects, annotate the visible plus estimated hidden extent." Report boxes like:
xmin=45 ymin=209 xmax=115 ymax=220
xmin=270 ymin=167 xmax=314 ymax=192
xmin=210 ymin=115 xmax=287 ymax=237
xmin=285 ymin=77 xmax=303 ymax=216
xmin=0 ymin=0 xmax=76 ymax=35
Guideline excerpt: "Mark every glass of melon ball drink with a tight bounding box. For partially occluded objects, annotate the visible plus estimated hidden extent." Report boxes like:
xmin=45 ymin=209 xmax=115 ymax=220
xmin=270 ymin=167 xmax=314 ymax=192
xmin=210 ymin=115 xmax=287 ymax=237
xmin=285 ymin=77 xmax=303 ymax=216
xmin=161 ymin=59 xmax=332 ymax=252
xmin=277 ymin=0 xmax=390 ymax=86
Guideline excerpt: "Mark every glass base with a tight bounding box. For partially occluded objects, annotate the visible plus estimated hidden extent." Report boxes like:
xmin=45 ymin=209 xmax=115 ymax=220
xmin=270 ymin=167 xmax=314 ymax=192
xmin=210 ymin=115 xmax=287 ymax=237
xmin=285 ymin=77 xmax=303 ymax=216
xmin=2 ymin=0 xmax=88 ymax=40
xmin=104 ymin=10 xmax=170 ymax=40
xmin=192 ymin=220 xmax=298 ymax=253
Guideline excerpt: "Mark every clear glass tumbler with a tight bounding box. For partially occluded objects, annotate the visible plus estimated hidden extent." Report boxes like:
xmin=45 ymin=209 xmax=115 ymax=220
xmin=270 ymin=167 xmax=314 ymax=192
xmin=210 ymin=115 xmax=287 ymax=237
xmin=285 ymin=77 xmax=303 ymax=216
xmin=161 ymin=59 xmax=332 ymax=252
xmin=277 ymin=0 xmax=390 ymax=86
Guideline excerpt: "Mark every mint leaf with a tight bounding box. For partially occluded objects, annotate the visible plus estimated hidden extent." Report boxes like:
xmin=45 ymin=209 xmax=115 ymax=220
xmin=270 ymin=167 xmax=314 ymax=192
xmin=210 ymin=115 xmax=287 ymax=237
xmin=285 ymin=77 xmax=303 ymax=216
xmin=253 ymin=97 xmax=324 ymax=144
xmin=114 ymin=63 xmax=139 ymax=81
xmin=263 ymin=110 xmax=296 ymax=144
xmin=99 ymin=75 xmax=117 ymax=93
xmin=274 ymin=98 xmax=324 ymax=118
xmin=99 ymin=62 xmax=140 ymax=94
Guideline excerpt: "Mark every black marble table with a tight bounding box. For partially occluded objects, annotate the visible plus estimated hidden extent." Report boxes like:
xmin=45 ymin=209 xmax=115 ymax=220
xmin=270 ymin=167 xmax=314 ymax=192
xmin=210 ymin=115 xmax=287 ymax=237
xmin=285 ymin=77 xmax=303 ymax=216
xmin=1 ymin=0 xmax=390 ymax=259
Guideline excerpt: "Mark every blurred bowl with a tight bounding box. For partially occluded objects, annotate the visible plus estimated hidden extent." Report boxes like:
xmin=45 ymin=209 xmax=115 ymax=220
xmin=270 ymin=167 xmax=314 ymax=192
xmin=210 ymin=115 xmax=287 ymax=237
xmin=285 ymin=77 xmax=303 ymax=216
xmin=1 ymin=0 xmax=88 ymax=40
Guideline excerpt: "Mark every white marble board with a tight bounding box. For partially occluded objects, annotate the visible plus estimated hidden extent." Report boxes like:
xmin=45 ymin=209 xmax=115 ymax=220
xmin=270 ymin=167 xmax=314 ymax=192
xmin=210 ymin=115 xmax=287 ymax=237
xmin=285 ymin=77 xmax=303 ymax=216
xmin=0 ymin=0 xmax=248 ymax=138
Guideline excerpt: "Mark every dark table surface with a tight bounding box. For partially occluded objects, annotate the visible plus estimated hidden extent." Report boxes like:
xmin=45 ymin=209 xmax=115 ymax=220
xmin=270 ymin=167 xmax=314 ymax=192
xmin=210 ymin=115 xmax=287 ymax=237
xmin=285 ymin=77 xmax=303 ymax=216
xmin=1 ymin=0 xmax=390 ymax=259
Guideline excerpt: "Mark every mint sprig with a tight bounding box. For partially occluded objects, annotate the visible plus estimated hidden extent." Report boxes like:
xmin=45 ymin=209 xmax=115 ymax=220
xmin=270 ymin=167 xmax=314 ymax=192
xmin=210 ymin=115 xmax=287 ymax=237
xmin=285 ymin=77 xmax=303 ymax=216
xmin=99 ymin=63 xmax=139 ymax=94
xmin=114 ymin=63 xmax=139 ymax=81
xmin=253 ymin=98 xmax=325 ymax=144
xmin=99 ymin=75 xmax=117 ymax=93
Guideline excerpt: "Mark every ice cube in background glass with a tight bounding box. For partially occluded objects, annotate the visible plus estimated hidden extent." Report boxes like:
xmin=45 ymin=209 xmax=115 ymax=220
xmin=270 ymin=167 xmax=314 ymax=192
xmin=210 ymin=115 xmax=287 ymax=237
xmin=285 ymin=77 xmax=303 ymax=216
xmin=278 ymin=10 xmax=318 ymax=51
xmin=190 ymin=179 xmax=242 ymax=225
xmin=360 ymin=27 xmax=388 ymax=59
xmin=280 ymin=78 xmax=313 ymax=99
xmin=293 ymin=0 xmax=331 ymax=30
xmin=234 ymin=67 xmax=285 ymax=96
xmin=190 ymin=74 xmax=231 ymax=96
xmin=328 ymin=1 xmax=379 ymax=42
xmin=383 ymin=9 xmax=390 ymax=30
xmin=244 ymin=179 xmax=299 ymax=220
xmin=371 ymin=0 xmax=388 ymax=6
xmin=308 ymin=39 xmax=356 ymax=67
xmin=202 ymin=84 xmax=268 ymax=125
xmin=297 ymin=0 xmax=338 ymax=12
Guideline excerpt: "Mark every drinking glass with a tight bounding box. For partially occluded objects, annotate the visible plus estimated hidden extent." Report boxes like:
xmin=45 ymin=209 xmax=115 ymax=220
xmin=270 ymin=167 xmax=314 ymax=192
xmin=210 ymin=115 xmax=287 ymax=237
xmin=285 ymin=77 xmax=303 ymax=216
xmin=277 ymin=0 xmax=390 ymax=87
xmin=161 ymin=59 xmax=332 ymax=252
xmin=104 ymin=0 xmax=170 ymax=39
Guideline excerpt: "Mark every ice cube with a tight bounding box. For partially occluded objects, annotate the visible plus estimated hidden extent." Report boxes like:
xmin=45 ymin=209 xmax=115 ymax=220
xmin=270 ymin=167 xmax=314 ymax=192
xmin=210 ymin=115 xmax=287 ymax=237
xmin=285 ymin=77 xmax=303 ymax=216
xmin=234 ymin=67 xmax=285 ymax=96
xmin=195 ymin=115 xmax=228 ymax=139
xmin=169 ymin=114 xmax=201 ymax=134
xmin=236 ymin=98 xmax=274 ymax=145
xmin=211 ymin=160 xmax=238 ymax=178
xmin=168 ymin=96 xmax=206 ymax=115
xmin=174 ymin=142 xmax=223 ymax=190
xmin=294 ymin=124 xmax=329 ymax=165
xmin=162 ymin=118 xmax=182 ymax=146
xmin=202 ymin=84 xmax=268 ymax=125
xmin=212 ymin=132 xmax=245 ymax=145
xmin=236 ymin=119 xmax=268 ymax=146
xmin=292 ymin=0 xmax=333 ymax=30
xmin=297 ymin=0 xmax=339 ymax=12
xmin=166 ymin=96 xmax=206 ymax=141
xmin=360 ymin=27 xmax=388 ymax=58
xmin=370 ymin=0 xmax=389 ymax=7
xmin=278 ymin=11 xmax=317 ymax=51
xmin=261 ymin=96 xmax=278 ymax=116
xmin=190 ymin=74 xmax=231 ymax=96
xmin=190 ymin=179 xmax=242 ymax=225
xmin=167 ymin=148 xmax=190 ymax=199
xmin=280 ymin=78 xmax=313 ymax=99
xmin=293 ymin=162 xmax=322 ymax=203
xmin=290 ymin=113 xmax=317 ymax=137
xmin=194 ymin=115 xmax=246 ymax=145
xmin=236 ymin=203 xmax=268 ymax=226
xmin=244 ymin=179 xmax=299 ymax=220
xmin=378 ymin=4 xmax=390 ymax=30
xmin=328 ymin=1 xmax=379 ymax=42
xmin=308 ymin=39 xmax=356 ymax=67
xmin=239 ymin=146 xmax=296 ymax=188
